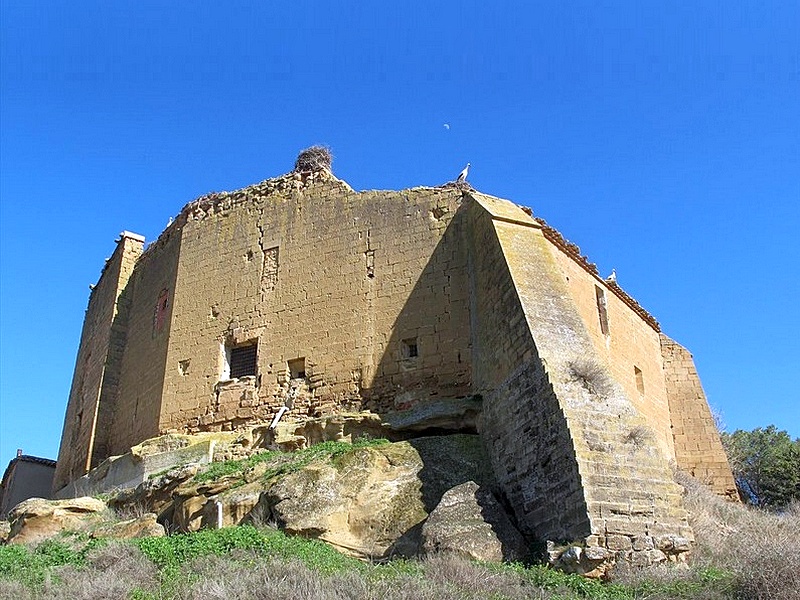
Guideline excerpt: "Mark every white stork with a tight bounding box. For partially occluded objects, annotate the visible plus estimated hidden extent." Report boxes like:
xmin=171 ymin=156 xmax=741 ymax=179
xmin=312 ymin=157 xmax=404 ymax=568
xmin=457 ymin=162 xmax=470 ymax=182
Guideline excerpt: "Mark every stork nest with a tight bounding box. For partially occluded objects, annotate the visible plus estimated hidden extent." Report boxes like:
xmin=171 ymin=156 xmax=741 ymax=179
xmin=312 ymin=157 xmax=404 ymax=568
xmin=294 ymin=146 xmax=333 ymax=173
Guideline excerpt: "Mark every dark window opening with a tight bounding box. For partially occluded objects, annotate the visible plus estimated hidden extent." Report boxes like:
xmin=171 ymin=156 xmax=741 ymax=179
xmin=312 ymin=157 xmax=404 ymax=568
xmin=288 ymin=357 xmax=306 ymax=379
xmin=230 ymin=344 xmax=257 ymax=379
xmin=365 ymin=250 xmax=375 ymax=278
xmin=154 ymin=289 xmax=170 ymax=333
xmin=402 ymin=338 xmax=419 ymax=359
xmin=595 ymin=286 xmax=610 ymax=335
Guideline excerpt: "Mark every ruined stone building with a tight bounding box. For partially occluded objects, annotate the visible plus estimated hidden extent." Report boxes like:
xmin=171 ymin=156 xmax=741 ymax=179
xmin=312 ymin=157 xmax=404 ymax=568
xmin=54 ymin=162 xmax=736 ymax=554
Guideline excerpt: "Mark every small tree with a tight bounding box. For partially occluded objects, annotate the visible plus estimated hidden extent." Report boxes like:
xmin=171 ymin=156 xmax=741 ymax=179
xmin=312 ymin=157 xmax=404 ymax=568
xmin=721 ymin=426 xmax=800 ymax=509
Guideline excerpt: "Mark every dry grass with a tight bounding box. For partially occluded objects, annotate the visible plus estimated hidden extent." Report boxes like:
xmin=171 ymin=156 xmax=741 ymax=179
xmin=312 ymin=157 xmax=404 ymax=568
xmin=678 ymin=470 xmax=800 ymax=600
xmin=612 ymin=470 xmax=800 ymax=600
xmin=4 ymin=481 xmax=798 ymax=599
xmin=568 ymin=358 xmax=615 ymax=399
xmin=0 ymin=542 xmax=161 ymax=600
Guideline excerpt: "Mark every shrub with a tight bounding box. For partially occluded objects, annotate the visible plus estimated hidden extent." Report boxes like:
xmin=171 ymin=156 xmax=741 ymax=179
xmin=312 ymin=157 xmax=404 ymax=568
xmin=721 ymin=426 xmax=800 ymax=509
xmin=568 ymin=359 xmax=615 ymax=398
xmin=0 ymin=539 xmax=89 ymax=588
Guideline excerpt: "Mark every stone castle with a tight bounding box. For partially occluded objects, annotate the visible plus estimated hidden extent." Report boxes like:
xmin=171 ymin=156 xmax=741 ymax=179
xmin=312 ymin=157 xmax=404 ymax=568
xmin=54 ymin=155 xmax=736 ymax=558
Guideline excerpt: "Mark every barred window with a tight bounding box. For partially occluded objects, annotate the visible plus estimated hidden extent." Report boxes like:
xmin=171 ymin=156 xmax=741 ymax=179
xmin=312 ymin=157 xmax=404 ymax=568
xmin=229 ymin=343 xmax=257 ymax=379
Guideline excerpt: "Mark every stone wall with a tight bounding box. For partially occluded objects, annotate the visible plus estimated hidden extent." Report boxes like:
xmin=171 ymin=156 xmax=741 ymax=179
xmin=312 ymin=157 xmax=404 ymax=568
xmin=465 ymin=199 xmax=591 ymax=542
xmin=661 ymin=335 xmax=738 ymax=498
xmin=53 ymin=232 xmax=143 ymax=492
xmin=55 ymin=171 xmax=736 ymax=554
xmin=109 ymin=227 xmax=182 ymax=457
xmin=156 ymin=176 xmax=472 ymax=435
xmin=468 ymin=192 xmax=692 ymax=557
xmin=549 ymin=245 xmax=675 ymax=459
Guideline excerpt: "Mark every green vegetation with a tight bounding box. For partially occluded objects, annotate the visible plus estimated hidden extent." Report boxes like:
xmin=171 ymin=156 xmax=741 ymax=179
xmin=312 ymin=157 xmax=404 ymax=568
xmin=0 ymin=526 xmax=737 ymax=600
xmin=0 ymin=538 xmax=105 ymax=588
xmin=193 ymin=437 xmax=391 ymax=483
xmin=721 ymin=425 xmax=800 ymax=508
xmin=136 ymin=525 xmax=361 ymax=574
xmin=3 ymin=434 xmax=799 ymax=599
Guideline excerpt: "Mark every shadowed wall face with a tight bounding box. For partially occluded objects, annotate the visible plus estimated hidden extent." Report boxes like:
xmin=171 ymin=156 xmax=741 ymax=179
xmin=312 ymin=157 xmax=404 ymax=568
xmin=109 ymin=229 xmax=182 ymax=456
xmin=157 ymin=181 xmax=473 ymax=435
xmin=53 ymin=234 xmax=142 ymax=492
xmin=466 ymin=194 xmax=693 ymax=551
xmin=464 ymin=202 xmax=590 ymax=542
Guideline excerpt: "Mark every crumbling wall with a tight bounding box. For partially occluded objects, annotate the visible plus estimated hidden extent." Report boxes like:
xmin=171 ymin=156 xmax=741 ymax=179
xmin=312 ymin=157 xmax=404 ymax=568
xmin=53 ymin=233 xmax=143 ymax=493
xmin=55 ymin=171 xmax=736 ymax=543
xmin=158 ymin=176 xmax=472 ymax=435
xmin=661 ymin=335 xmax=738 ymax=498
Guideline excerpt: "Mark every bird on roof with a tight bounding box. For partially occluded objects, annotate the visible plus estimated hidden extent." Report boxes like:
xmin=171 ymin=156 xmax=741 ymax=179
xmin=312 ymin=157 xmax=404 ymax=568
xmin=606 ymin=269 xmax=617 ymax=284
xmin=456 ymin=163 xmax=470 ymax=182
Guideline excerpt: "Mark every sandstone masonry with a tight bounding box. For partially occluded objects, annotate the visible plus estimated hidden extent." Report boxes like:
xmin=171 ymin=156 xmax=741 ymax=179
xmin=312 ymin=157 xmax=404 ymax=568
xmin=54 ymin=167 xmax=737 ymax=560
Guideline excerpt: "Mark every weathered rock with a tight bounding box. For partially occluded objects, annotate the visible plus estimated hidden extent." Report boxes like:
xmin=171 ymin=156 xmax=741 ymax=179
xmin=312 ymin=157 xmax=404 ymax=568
xmin=6 ymin=497 xmax=107 ymax=545
xmin=216 ymin=484 xmax=263 ymax=527
xmin=172 ymin=484 xmax=265 ymax=532
xmin=172 ymin=495 xmax=209 ymax=532
xmin=66 ymin=434 xmax=502 ymax=562
xmin=107 ymin=463 xmax=201 ymax=518
xmin=104 ymin=434 xmax=493 ymax=551
xmin=0 ymin=520 xmax=10 ymax=543
xmin=263 ymin=441 xmax=428 ymax=559
xmin=55 ymin=432 xmax=232 ymax=499
xmin=421 ymin=481 xmax=527 ymax=562
xmin=408 ymin=435 xmax=495 ymax=511
xmin=549 ymin=543 xmax=614 ymax=578
xmin=263 ymin=401 xmax=483 ymax=452
xmin=383 ymin=397 xmax=482 ymax=434
xmin=91 ymin=513 xmax=165 ymax=539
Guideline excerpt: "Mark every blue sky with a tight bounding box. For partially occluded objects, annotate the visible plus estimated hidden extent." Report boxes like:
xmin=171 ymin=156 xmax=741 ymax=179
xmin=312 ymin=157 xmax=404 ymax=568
xmin=1 ymin=2 xmax=798 ymax=469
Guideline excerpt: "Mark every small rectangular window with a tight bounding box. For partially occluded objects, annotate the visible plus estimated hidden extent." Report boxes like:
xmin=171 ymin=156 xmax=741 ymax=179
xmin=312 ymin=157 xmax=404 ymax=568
xmin=229 ymin=343 xmax=257 ymax=379
xmin=288 ymin=357 xmax=306 ymax=379
xmin=634 ymin=366 xmax=645 ymax=395
xmin=402 ymin=338 xmax=419 ymax=359
xmin=595 ymin=286 xmax=610 ymax=335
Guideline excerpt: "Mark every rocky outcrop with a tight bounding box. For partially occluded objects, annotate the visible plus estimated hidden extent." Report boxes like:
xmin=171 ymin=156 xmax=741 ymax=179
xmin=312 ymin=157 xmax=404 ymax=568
xmin=6 ymin=497 xmax=107 ymax=545
xmin=240 ymin=398 xmax=483 ymax=454
xmin=4 ymin=497 xmax=165 ymax=545
xmin=0 ymin=520 xmax=10 ymax=543
xmin=421 ymin=481 xmax=527 ymax=562
xmin=262 ymin=442 xmax=427 ymax=558
xmin=22 ymin=424 xmax=536 ymax=565
xmin=101 ymin=433 xmax=508 ymax=561
xmin=90 ymin=513 xmax=165 ymax=539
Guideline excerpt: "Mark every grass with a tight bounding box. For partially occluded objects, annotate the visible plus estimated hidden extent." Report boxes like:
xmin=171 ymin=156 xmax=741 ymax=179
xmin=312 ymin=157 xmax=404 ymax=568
xmin=193 ymin=437 xmax=391 ymax=483
xmin=0 ymin=525 xmax=734 ymax=600
xmin=673 ymin=470 xmax=800 ymax=600
xmin=0 ymin=537 xmax=105 ymax=589
xmin=3 ymin=461 xmax=797 ymax=599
